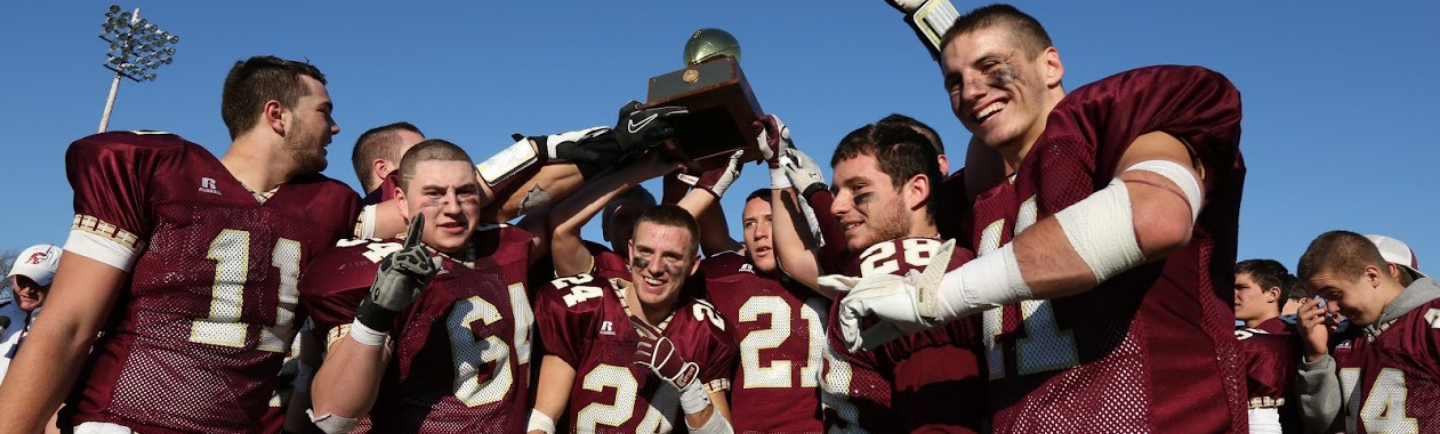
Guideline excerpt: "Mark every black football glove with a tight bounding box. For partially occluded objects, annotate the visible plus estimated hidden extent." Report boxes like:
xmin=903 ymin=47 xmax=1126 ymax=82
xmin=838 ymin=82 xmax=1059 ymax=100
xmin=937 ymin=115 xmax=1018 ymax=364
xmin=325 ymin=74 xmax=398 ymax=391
xmin=354 ymin=214 xmax=442 ymax=333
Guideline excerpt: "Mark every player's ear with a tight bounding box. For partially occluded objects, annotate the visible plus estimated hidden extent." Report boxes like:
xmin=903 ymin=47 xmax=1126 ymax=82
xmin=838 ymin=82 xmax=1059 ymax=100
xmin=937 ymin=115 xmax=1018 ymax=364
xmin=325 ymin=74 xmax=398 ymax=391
xmin=372 ymin=158 xmax=392 ymax=183
xmin=688 ymin=252 xmax=702 ymax=276
xmin=262 ymin=100 xmax=287 ymax=136
xmin=1042 ymin=46 xmax=1064 ymax=89
xmin=1265 ymin=286 xmax=1280 ymax=304
xmin=396 ymin=188 xmax=410 ymax=222
xmin=904 ymin=173 xmax=931 ymax=211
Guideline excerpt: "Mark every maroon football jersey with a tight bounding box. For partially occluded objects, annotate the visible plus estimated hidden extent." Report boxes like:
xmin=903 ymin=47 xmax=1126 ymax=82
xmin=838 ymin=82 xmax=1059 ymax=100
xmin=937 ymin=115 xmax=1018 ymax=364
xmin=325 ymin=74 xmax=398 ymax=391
xmin=825 ymin=237 xmax=984 ymax=434
xmin=535 ymin=273 xmax=737 ymax=434
xmin=966 ymin=66 xmax=1246 ymax=433
xmin=62 ymin=132 xmax=359 ymax=434
xmin=588 ymin=241 xmax=632 ymax=282
xmin=300 ymin=225 xmax=536 ymax=433
xmin=1330 ymin=297 xmax=1440 ymax=433
xmin=1236 ymin=327 xmax=1295 ymax=404
xmin=360 ymin=171 xmax=402 ymax=206
xmin=696 ymin=251 xmax=828 ymax=434
xmin=1254 ymin=316 xmax=1295 ymax=335
xmin=261 ymin=329 xmax=306 ymax=434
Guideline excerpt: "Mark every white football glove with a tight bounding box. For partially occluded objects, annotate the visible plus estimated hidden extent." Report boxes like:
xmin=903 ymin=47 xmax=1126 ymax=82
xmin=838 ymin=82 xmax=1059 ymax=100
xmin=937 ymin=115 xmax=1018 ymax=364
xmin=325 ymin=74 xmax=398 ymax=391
xmin=819 ymin=239 xmax=963 ymax=351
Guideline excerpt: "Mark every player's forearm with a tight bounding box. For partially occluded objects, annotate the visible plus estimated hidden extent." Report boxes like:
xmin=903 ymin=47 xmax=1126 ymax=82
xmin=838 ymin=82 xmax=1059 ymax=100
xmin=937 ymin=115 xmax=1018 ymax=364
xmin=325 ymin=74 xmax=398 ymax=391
xmin=483 ymin=163 xmax=585 ymax=223
xmin=683 ymin=392 xmax=733 ymax=434
xmin=677 ymin=190 xmax=741 ymax=255
xmin=310 ymin=337 xmax=390 ymax=419
xmin=770 ymin=189 xmax=827 ymax=294
xmin=0 ymin=317 xmax=97 ymax=434
xmin=529 ymin=355 xmax=576 ymax=434
xmin=0 ymin=256 xmax=123 ymax=434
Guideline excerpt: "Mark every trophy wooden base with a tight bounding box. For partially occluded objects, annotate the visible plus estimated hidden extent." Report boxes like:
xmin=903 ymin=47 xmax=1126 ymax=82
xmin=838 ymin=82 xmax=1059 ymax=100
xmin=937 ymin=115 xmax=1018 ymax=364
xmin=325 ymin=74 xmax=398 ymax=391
xmin=643 ymin=56 xmax=763 ymax=172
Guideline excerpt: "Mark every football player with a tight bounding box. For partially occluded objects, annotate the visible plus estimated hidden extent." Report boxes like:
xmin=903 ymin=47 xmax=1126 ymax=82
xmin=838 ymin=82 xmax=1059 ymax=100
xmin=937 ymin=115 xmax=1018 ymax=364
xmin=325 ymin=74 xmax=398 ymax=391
xmin=832 ymin=5 xmax=1248 ymax=432
xmin=303 ymin=140 xmax=546 ymax=433
xmin=691 ymin=188 xmax=831 ymax=433
xmin=0 ymin=56 xmax=361 ymax=434
xmin=351 ymin=122 xmax=425 ymax=205
xmin=1295 ymin=231 xmax=1437 ymax=433
xmin=1235 ymin=259 xmax=1298 ymax=333
xmin=529 ymin=205 xmax=736 ymax=434
xmin=805 ymin=120 xmax=985 ymax=434
xmin=1234 ymin=260 xmax=1302 ymax=434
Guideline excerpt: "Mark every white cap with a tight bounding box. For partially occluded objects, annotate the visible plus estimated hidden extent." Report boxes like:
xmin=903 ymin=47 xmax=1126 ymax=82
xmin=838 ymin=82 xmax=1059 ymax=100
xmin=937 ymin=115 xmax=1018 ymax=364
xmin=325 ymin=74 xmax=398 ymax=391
xmin=1365 ymin=234 xmax=1424 ymax=279
xmin=8 ymin=244 xmax=62 ymax=286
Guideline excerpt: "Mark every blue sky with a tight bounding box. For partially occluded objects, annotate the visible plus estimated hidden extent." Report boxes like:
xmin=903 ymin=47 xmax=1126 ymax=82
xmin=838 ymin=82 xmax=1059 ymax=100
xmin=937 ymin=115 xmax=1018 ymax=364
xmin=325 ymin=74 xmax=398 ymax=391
xmin=2 ymin=1 xmax=1436 ymax=274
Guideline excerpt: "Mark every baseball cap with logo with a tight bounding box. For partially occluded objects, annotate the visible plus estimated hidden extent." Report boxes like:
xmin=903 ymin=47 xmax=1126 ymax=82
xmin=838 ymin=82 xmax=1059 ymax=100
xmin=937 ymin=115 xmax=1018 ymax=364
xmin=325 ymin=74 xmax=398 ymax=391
xmin=1365 ymin=234 xmax=1424 ymax=279
xmin=8 ymin=244 xmax=63 ymax=286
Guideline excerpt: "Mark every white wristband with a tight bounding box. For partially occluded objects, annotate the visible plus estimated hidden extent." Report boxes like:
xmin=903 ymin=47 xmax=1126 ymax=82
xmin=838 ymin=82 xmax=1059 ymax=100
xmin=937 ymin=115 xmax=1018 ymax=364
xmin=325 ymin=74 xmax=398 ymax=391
xmin=475 ymin=138 xmax=539 ymax=188
xmin=307 ymin=410 xmax=359 ymax=434
xmin=769 ymin=167 xmax=791 ymax=189
xmin=527 ymin=409 xmax=557 ymax=434
xmin=686 ymin=407 xmax=735 ymax=434
xmin=679 ymin=380 xmax=712 ymax=415
xmin=348 ymin=319 xmax=389 ymax=346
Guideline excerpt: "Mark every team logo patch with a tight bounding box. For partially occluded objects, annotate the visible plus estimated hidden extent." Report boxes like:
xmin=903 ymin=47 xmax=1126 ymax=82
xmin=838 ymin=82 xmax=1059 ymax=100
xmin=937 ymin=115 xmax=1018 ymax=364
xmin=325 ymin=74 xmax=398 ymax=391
xmin=600 ymin=320 xmax=616 ymax=336
xmin=199 ymin=177 xmax=222 ymax=195
xmin=25 ymin=252 xmax=46 ymax=265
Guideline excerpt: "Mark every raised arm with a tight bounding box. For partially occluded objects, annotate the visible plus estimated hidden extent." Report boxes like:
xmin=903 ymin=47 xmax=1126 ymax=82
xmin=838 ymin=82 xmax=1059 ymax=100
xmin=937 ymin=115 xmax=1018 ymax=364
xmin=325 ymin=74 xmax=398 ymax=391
xmin=310 ymin=219 xmax=440 ymax=432
xmin=547 ymin=153 xmax=680 ymax=277
xmin=0 ymin=254 xmax=124 ymax=434
xmin=755 ymin=116 xmax=840 ymax=297
xmin=674 ymin=151 xmax=746 ymax=256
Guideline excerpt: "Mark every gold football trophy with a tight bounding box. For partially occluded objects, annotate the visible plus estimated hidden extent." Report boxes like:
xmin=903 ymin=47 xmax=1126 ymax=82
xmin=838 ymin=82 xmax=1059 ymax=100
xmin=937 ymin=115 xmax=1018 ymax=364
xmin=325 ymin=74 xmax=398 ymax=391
xmin=643 ymin=28 xmax=764 ymax=172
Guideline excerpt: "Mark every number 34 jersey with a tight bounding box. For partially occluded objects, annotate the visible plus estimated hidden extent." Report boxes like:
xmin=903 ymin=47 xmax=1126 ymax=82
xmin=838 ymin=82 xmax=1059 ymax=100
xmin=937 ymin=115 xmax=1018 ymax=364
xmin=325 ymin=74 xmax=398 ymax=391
xmin=535 ymin=274 xmax=737 ymax=434
xmin=300 ymin=225 xmax=536 ymax=433
xmin=62 ymin=132 xmax=359 ymax=434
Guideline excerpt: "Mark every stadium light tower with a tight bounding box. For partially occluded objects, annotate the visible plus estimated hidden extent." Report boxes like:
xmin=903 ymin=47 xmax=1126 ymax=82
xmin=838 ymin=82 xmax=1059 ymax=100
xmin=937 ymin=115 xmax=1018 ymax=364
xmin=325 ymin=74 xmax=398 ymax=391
xmin=97 ymin=4 xmax=180 ymax=133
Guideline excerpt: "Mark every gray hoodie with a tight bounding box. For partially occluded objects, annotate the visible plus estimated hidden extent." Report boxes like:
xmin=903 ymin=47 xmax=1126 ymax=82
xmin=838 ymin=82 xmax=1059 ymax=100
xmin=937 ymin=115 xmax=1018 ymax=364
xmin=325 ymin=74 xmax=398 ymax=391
xmin=1294 ymin=277 xmax=1440 ymax=434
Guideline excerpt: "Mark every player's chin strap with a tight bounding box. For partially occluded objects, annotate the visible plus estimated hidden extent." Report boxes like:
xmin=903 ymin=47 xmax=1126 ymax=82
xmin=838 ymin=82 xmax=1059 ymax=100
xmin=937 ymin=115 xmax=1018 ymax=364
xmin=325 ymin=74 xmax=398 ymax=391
xmin=307 ymin=410 xmax=358 ymax=434
xmin=527 ymin=409 xmax=557 ymax=434
xmin=686 ymin=411 xmax=735 ymax=434
xmin=932 ymin=159 xmax=1201 ymax=321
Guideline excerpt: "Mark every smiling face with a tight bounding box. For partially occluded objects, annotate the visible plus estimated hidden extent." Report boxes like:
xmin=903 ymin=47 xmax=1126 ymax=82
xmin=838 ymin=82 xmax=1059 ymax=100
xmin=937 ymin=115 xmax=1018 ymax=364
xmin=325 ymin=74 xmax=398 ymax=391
xmin=628 ymin=221 xmax=700 ymax=313
xmin=398 ymin=160 xmax=483 ymax=254
xmin=1306 ymin=267 xmax=1388 ymax=326
xmin=282 ymin=75 xmax=339 ymax=174
xmin=742 ymin=196 xmax=778 ymax=274
xmin=941 ymin=26 xmax=1063 ymax=158
xmin=830 ymin=153 xmax=911 ymax=253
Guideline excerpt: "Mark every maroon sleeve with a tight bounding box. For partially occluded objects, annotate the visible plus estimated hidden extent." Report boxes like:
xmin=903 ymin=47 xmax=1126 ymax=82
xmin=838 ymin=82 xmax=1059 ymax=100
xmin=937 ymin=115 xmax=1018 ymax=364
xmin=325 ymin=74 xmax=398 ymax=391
xmin=802 ymin=189 xmax=854 ymax=275
xmin=1043 ymin=65 xmax=1243 ymax=194
xmin=535 ymin=274 xmax=604 ymax=367
xmin=589 ymin=245 xmax=632 ymax=282
xmin=692 ymin=302 xmax=738 ymax=387
xmin=298 ymin=242 xmax=382 ymax=336
xmin=65 ymin=132 xmax=184 ymax=251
